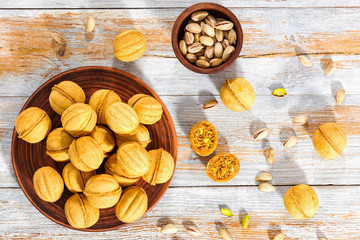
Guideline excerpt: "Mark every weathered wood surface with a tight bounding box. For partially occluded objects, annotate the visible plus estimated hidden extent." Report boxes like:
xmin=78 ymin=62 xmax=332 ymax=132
xmin=1 ymin=95 xmax=359 ymax=188
xmin=1 ymin=0 xmax=360 ymax=8
xmin=0 ymin=186 xmax=360 ymax=239
xmin=1 ymin=2 xmax=360 ymax=239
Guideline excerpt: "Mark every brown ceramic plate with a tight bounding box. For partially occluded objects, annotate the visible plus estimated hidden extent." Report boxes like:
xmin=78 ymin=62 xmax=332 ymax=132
xmin=11 ymin=66 xmax=178 ymax=231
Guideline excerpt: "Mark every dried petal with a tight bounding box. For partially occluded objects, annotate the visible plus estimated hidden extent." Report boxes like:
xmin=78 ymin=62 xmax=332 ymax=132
xmin=221 ymin=208 xmax=234 ymax=217
xmin=272 ymin=88 xmax=287 ymax=97
xmin=242 ymin=214 xmax=249 ymax=229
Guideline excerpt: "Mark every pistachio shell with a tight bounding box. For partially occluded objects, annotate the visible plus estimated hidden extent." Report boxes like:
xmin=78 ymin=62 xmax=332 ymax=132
xmin=113 ymin=30 xmax=146 ymax=62
xmin=191 ymin=11 xmax=209 ymax=21
xmin=227 ymin=29 xmax=237 ymax=45
xmin=179 ymin=40 xmax=187 ymax=56
xmin=202 ymin=23 xmax=215 ymax=37
xmin=128 ymin=94 xmax=163 ymax=125
xmin=68 ymin=136 xmax=104 ymax=172
xmin=200 ymin=36 xmax=214 ymax=46
xmin=184 ymin=32 xmax=194 ymax=45
xmin=83 ymin=174 xmax=122 ymax=209
xmin=196 ymin=59 xmax=210 ymax=68
xmin=336 ymin=89 xmax=346 ymax=105
xmin=220 ymin=78 xmax=256 ymax=112
xmin=115 ymin=124 xmax=151 ymax=148
xmin=65 ymin=193 xmax=99 ymax=228
xmin=61 ymin=103 xmax=97 ymax=137
xmin=15 ymin=107 xmax=52 ymax=144
xmin=204 ymin=15 xmax=217 ymax=28
xmin=105 ymin=102 xmax=139 ymax=135
xmin=222 ymin=39 xmax=230 ymax=49
xmin=215 ymin=29 xmax=224 ymax=42
xmin=105 ymin=154 xmax=140 ymax=187
xmin=89 ymin=125 xmax=115 ymax=156
xmin=49 ymin=81 xmax=86 ymax=115
xmin=186 ymin=23 xmax=202 ymax=33
xmin=215 ymin=21 xmax=234 ymax=31
xmin=222 ymin=46 xmax=235 ymax=61
xmin=62 ymin=162 xmax=95 ymax=193
xmin=116 ymin=142 xmax=150 ymax=178
xmin=142 ymin=148 xmax=174 ymax=185
xmin=284 ymin=184 xmax=319 ymax=219
xmin=214 ymin=42 xmax=223 ymax=58
xmin=312 ymin=122 xmax=347 ymax=159
xmin=258 ymin=182 xmax=276 ymax=192
xmin=204 ymin=46 xmax=214 ymax=59
xmin=161 ymin=223 xmax=178 ymax=234
xmin=85 ymin=16 xmax=96 ymax=33
xmin=188 ymin=42 xmax=204 ymax=53
xmin=283 ymin=136 xmax=298 ymax=148
xmin=88 ymin=89 xmax=121 ymax=125
xmin=209 ymin=58 xmax=223 ymax=67
xmin=186 ymin=53 xmax=197 ymax=63
xmin=46 ymin=127 xmax=74 ymax=162
xmin=115 ymin=186 xmax=148 ymax=223
xmin=33 ymin=166 xmax=64 ymax=202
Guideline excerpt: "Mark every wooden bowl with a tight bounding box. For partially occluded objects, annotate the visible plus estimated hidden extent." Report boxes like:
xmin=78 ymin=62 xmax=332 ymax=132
xmin=171 ymin=2 xmax=243 ymax=74
xmin=11 ymin=66 xmax=178 ymax=231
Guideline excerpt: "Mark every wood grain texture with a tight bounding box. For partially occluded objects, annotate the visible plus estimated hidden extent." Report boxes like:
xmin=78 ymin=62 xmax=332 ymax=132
xmin=1 ymin=95 xmax=359 ymax=187
xmin=1 ymin=0 xmax=360 ymax=8
xmin=0 ymin=187 xmax=360 ymax=239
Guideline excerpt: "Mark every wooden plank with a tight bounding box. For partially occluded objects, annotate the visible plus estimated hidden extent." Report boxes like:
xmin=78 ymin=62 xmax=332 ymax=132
xmin=0 ymin=8 xmax=360 ymax=96
xmin=0 ymin=186 xmax=359 ymax=239
xmin=1 ymin=0 xmax=360 ymax=9
xmin=1 ymin=95 xmax=359 ymax=187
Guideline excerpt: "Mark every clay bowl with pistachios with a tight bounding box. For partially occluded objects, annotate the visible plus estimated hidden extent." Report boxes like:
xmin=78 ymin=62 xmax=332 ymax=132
xmin=172 ymin=2 xmax=243 ymax=74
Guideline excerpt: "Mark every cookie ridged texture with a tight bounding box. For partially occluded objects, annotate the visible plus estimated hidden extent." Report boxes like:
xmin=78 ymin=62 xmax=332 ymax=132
xmin=65 ymin=193 xmax=99 ymax=229
xmin=46 ymin=127 xmax=74 ymax=162
xmin=62 ymin=162 xmax=95 ymax=193
xmin=105 ymin=154 xmax=139 ymax=187
xmin=61 ymin=103 xmax=97 ymax=137
xmin=312 ymin=122 xmax=347 ymax=160
xmin=33 ymin=166 xmax=64 ymax=202
xmin=142 ymin=148 xmax=174 ymax=185
xmin=83 ymin=174 xmax=122 ymax=209
xmin=113 ymin=30 xmax=146 ymax=62
xmin=115 ymin=142 xmax=150 ymax=178
xmin=89 ymin=125 xmax=116 ymax=156
xmin=68 ymin=136 xmax=104 ymax=172
xmin=220 ymin=78 xmax=255 ymax=112
xmin=49 ymin=81 xmax=85 ymax=115
xmin=105 ymin=102 xmax=139 ymax=135
xmin=128 ymin=94 xmax=163 ymax=125
xmin=88 ymin=89 xmax=121 ymax=125
xmin=15 ymin=107 xmax=52 ymax=143
xmin=284 ymin=184 xmax=319 ymax=219
xmin=115 ymin=186 xmax=148 ymax=223
xmin=115 ymin=124 xmax=151 ymax=148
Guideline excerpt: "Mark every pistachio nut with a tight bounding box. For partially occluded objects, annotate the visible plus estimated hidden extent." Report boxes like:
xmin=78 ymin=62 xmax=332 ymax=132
xmin=215 ymin=21 xmax=234 ymax=31
xmin=196 ymin=59 xmax=210 ymax=68
xmin=222 ymin=39 xmax=230 ymax=49
xmin=186 ymin=226 xmax=201 ymax=236
xmin=258 ymin=182 xmax=276 ymax=192
xmin=186 ymin=23 xmax=202 ymax=33
xmin=253 ymin=128 xmax=269 ymax=141
xmin=256 ymin=172 xmax=273 ymax=182
xmin=202 ymin=23 xmax=215 ymax=37
xmin=186 ymin=53 xmax=197 ymax=63
xmin=51 ymin=31 xmax=66 ymax=45
xmin=227 ymin=29 xmax=237 ymax=45
xmin=188 ymin=42 xmax=204 ymax=53
xmin=219 ymin=227 xmax=232 ymax=240
xmin=205 ymin=46 xmax=214 ymax=59
xmin=214 ymin=42 xmax=223 ymax=58
xmin=200 ymin=36 xmax=214 ymax=46
xmin=265 ymin=147 xmax=274 ymax=164
xmin=298 ymin=54 xmax=313 ymax=67
xmin=160 ymin=223 xmax=178 ymax=234
xmin=283 ymin=136 xmax=299 ymax=148
xmin=85 ymin=16 xmax=95 ymax=33
xmin=324 ymin=62 xmax=336 ymax=76
xmin=179 ymin=40 xmax=187 ymax=56
xmin=292 ymin=115 xmax=309 ymax=125
xmin=274 ymin=233 xmax=285 ymax=240
xmin=184 ymin=32 xmax=194 ymax=45
xmin=209 ymin=58 xmax=223 ymax=67
xmin=194 ymin=33 xmax=201 ymax=42
xmin=336 ymin=89 xmax=345 ymax=105
xmin=203 ymin=99 xmax=218 ymax=109
xmin=215 ymin=29 xmax=224 ymax=42
xmin=195 ymin=48 xmax=205 ymax=56
xmin=191 ymin=11 xmax=209 ymax=21
xmin=205 ymin=15 xmax=217 ymax=28
xmin=222 ymin=46 xmax=235 ymax=61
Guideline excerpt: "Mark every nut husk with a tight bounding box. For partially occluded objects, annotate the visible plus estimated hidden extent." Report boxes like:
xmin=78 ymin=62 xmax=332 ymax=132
xmin=284 ymin=184 xmax=319 ymax=219
xmin=190 ymin=120 xmax=218 ymax=156
xmin=115 ymin=124 xmax=151 ymax=148
xmin=105 ymin=154 xmax=140 ymax=187
xmin=105 ymin=102 xmax=140 ymax=135
xmin=83 ymin=174 xmax=122 ymax=209
xmin=61 ymin=103 xmax=97 ymax=137
xmin=220 ymin=78 xmax=256 ymax=112
xmin=206 ymin=153 xmax=240 ymax=183
xmin=68 ymin=136 xmax=104 ymax=172
xmin=62 ymin=162 xmax=96 ymax=193
xmin=115 ymin=142 xmax=150 ymax=178
xmin=115 ymin=186 xmax=148 ymax=223
xmin=65 ymin=193 xmax=99 ymax=228
xmin=33 ymin=166 xmax=64 ymax=202
xmin=142 ymin=148 xmax=174 ymax=185
xmin=15 ymin=107 xmax=52 ymax=144
xmin=46 ymin=127 xmax=74 ymax=162
xmin=49 ymin=81 xmax=86 ymax=115
xmin=89 ymin=125 xmax=116 ymax=156
xmin=312 ymin=122 xmax=347 ymax=159
xmin=113 ymin=30 xmax=146 ymax=62
xmin=128 ymin=94 xmax=163 ymax=125
xmin=88 ymin=89 xmax=122 ymax=124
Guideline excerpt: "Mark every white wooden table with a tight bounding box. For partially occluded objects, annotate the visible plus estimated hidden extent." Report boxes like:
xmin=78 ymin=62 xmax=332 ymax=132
xmin=1 ymin=1 xmax=360 ymax=239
